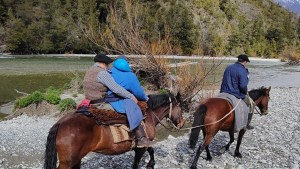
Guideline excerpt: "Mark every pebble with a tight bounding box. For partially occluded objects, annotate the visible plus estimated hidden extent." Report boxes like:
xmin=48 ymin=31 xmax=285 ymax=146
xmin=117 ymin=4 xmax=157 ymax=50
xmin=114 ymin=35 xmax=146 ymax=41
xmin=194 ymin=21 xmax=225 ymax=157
xmin=0 ymin=88 xmax=299 ymax=168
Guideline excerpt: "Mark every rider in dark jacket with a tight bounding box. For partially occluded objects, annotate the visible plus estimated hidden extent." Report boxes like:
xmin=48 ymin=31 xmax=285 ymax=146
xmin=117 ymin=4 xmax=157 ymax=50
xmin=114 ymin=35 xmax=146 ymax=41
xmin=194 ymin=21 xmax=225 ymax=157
xmin=220 ymin=55 xmax=249 ymax=99
xmin=220 ymin=54 xmax=254 ymax=130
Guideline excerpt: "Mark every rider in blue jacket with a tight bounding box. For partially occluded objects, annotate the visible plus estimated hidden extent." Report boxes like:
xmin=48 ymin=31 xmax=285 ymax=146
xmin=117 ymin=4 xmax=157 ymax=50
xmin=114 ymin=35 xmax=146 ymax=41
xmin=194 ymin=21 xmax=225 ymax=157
xmin=220 ymin=54 xmax=254 ymax=130
xmin=108 ymin=57 xmax=150 ymax=147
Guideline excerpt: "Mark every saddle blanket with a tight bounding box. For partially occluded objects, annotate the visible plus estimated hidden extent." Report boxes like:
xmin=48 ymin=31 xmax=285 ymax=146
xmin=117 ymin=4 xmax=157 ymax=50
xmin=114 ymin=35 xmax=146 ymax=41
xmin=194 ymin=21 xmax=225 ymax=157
xmin=216 ymin=93 xmax=249 ymax=132
xmin=109 ymin=125 xmax=132 ymax=143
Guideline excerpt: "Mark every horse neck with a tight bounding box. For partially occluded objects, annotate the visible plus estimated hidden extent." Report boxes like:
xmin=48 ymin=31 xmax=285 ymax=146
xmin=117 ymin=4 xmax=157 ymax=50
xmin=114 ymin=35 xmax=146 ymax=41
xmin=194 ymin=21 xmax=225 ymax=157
xmin=146 ymin=104 xmax=170 ymax=126
xmin=249 ymin=90 xmax=264 ymax=105
xmin=254 ymin=96 xmax=264 ymax=105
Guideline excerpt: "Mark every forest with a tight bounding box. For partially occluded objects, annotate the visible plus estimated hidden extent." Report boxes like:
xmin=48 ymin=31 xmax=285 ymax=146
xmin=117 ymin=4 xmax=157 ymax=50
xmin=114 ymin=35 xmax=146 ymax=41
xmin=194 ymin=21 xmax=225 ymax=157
xmin=0 ymin=0 xmax=299 ymax=57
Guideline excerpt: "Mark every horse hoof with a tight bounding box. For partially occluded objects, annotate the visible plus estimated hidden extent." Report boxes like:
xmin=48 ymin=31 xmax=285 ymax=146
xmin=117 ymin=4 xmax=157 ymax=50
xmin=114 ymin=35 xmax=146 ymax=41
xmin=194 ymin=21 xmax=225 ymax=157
xmin=206 ymin=156 xmax=212 ymax=161
xmin=190 ymin=166 xmax=197 ymax=169
xmin=234 ymin=152 xmax=242 ymax=158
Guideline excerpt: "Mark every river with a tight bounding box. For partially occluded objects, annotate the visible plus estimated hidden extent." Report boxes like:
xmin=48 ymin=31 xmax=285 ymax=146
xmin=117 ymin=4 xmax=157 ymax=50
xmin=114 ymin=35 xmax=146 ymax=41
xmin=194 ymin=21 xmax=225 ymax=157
xmin=0 ymin=55 xmax=299 ymax=114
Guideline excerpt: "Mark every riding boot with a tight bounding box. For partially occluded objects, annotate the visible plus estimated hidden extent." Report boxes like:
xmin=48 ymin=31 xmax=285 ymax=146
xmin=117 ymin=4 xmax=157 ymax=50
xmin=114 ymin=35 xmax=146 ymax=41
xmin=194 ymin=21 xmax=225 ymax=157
xmin=246 ymin=113 xmax=254 ymax=130
xmin=134 ymin=124 xmax=150 ymax=148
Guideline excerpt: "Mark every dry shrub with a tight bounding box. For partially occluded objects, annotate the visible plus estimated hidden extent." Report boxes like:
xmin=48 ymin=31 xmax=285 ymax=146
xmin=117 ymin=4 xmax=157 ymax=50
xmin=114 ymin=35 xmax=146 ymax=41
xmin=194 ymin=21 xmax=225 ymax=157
xmin=77 ymin=1 xmax=223 ymax=111
xmin=280 ymin=46 xmax=300 ymax=65
xmin=130 ymin=55 xmax=171 ymax=90
xmin=78 ymin=1 xmax=180 ymax=90
xmin=174 ymin=57 xmax=223 ymax=111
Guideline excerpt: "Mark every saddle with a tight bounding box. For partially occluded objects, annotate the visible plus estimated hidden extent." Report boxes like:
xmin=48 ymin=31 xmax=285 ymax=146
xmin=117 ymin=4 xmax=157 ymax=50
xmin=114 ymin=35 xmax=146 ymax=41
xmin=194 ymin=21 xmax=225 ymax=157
xmin=77 ymin=101 xmax=148 ymax=125
xmin=216 ymin=93 xmax=249 ymax=132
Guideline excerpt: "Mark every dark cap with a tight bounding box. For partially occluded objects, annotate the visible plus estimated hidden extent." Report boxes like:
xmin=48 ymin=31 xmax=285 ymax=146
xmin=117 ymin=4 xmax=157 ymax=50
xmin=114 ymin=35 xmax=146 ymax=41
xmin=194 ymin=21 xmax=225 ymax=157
xmin=94 ymin=54 xmax=113 ymax=64
xmin=237 ymin=54 xmax=250 ymax=62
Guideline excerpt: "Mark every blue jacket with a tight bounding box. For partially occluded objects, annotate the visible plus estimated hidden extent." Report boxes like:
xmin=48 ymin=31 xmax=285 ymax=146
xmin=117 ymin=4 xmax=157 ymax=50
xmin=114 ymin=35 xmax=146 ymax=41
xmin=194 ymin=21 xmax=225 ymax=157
xmin=108 ymin=66 xmax=148 ymax=130
xmin=220 ymin=62 xmax=249 ymax=99
xmin=108 ymin=67 xmax=148 ymax=101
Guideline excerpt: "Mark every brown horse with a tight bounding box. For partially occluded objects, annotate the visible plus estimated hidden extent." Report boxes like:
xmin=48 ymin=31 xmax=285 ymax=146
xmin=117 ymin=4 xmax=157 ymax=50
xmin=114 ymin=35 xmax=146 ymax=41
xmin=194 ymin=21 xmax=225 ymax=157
xmin=189 ymin=86 xmax=271 ymax=169
xmin=44 ymin=93 xmax=185 ymax=169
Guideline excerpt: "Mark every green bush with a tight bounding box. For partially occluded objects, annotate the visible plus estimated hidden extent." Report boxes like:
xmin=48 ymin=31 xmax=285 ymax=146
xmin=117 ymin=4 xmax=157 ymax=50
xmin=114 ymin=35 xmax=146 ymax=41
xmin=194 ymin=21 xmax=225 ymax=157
xmin=15 ymin=91 xmax=44 ymax=109
xmin=44 ymin=87 xmax=61 ymax=104
xmin=58 ymin=98 xmax=76 ymax=112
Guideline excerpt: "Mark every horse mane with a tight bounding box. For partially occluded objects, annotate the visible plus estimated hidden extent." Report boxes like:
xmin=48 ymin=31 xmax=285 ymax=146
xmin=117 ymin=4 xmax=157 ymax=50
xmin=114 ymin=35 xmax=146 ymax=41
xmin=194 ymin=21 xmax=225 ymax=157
xmin=147 ymin=93 xmax=173 ymax=110
xmin=249 ymin=87 xmax=265 ymax=100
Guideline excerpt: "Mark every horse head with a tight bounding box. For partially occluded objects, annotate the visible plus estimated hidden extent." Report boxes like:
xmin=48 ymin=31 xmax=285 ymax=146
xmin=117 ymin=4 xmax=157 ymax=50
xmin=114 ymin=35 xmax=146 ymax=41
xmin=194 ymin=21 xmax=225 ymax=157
xmin=257 ymin=86 xmax=271 ymax=115
xmin=249 ymin=86 xmax=271 ymax=115
xmin=147 ymin=92 xmax=185 ymax=129
xmin=168 ymin=92 xmax=185 ymax=129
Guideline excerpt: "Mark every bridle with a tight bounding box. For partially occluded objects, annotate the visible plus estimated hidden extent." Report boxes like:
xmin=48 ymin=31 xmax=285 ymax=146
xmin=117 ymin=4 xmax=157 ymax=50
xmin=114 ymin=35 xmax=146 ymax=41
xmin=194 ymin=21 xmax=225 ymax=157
xmin=151 ymin=96 xmax=180 ymax=131
xmin=251 ymin=92 xmax=270 ymax=115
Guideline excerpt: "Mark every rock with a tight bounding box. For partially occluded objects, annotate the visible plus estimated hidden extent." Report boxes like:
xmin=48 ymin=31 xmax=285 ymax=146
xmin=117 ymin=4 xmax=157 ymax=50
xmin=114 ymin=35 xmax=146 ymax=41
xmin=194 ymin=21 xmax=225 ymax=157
xmin=0 ymin=102 xmax=14 ymax=115
xmin=167 ymin=135 xmax=176 ymax=140
xmin=291 ymin=163 xmax=299 ymax=169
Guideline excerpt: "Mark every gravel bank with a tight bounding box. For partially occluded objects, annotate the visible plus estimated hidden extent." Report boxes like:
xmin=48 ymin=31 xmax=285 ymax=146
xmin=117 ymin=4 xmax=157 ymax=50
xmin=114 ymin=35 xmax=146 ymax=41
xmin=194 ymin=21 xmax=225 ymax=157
xmin=0 ymin=87 xmax=299 ymax=169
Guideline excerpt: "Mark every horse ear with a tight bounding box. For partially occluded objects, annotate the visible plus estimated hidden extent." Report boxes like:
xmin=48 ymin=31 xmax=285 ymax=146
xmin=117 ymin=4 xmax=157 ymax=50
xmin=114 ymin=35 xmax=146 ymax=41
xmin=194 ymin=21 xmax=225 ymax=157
xmin=268 ymin=86 xmax=271 ymax=91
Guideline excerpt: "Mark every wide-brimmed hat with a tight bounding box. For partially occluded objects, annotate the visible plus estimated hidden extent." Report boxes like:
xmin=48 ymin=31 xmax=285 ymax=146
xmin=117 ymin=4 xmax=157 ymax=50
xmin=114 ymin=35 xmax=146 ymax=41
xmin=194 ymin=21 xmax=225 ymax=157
xmin=94 ymin=54 xmax=113 ymax=64
xmin=237 ymin=54 xmax=250 ymax=62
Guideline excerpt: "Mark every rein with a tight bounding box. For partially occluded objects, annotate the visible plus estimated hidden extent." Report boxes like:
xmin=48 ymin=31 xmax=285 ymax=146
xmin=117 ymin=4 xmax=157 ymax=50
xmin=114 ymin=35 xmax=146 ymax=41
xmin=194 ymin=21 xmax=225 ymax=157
xmin=176 ymin=99 xmax=242 ymax=131
xmin=252 ymin=95 xmax=267 ymax=115
xmin=150 ymin=97 xmax=178 ymax=132
xmin=180 ymin=94 xmax=265 ymax=131
xmin=159 ymin=98 xmax=243 ymax=132
xmin=151 ymin=93 xmax=265 ymax=132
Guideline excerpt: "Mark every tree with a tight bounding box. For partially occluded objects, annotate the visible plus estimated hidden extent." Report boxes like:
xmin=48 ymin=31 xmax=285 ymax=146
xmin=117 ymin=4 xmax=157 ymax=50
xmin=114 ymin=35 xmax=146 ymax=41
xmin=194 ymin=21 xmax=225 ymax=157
xmin=6 ymin=8 xmax=28 ymax=54
xmin=165 ymin=3 xmax=199 ymax=55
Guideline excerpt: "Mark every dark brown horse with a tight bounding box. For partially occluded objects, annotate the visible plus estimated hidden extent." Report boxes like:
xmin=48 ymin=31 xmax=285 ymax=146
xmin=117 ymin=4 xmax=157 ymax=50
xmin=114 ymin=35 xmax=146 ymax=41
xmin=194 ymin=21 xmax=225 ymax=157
xmin=189 ymin=86 xmax=271 ymax=169
xmin=44 ymin=93 xmax=185 ymax=169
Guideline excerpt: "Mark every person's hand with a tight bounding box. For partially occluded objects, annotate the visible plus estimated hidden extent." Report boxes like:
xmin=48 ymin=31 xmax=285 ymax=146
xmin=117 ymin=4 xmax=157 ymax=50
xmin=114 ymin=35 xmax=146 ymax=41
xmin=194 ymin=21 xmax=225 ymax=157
xmin=130 ymin=94 xmax=138 ymax=103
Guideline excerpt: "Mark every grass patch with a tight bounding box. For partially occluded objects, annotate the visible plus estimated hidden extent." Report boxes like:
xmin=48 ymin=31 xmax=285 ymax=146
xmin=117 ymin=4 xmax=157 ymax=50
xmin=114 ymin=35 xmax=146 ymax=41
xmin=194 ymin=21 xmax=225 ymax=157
xmin=58 ymin=98 xmax=76 ymax=112
xmin=15 ymin=91 xmax=44 ymax=109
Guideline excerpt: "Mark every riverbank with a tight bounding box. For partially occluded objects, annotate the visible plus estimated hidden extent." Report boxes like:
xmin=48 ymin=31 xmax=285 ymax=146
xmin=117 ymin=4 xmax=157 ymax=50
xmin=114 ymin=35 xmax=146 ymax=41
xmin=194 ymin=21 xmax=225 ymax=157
xmin=0 ymin=53 xmax=282 ymax=61
xmin=0 ymin=87 xmax=299 ymax=169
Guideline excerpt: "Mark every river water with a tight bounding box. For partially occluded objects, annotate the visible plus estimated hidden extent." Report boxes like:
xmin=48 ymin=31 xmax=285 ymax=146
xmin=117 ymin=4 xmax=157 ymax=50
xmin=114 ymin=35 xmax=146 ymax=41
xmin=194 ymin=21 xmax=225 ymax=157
xmin=0 ymin=55 xmax=299 ymax=111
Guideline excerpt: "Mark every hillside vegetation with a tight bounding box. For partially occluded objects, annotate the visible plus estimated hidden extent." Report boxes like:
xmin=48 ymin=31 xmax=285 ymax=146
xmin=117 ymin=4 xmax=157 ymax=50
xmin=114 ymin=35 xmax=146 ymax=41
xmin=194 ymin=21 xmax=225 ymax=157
xmin=0 ymin=0 xmax=299 ymax=57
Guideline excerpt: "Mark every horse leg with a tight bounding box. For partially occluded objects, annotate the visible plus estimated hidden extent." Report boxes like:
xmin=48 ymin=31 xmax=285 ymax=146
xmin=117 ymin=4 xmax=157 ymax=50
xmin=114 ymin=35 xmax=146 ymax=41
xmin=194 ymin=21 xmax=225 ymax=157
xmin=72 ymin=160 xmax=81 ymax=169
xmin=234 ymin=128 xmax=246 ymax=158
xmin=220 ymin=129 xmax=234 ymax=154
xmin=58 ymin=158 xmax=81 ymax=169
xmin=58 ymin=161 xmax=72 ymax=169
xmin=225 ymin=130 xmax=234 ymax=151
xmin=202 ymin=129 xmax=212 ymax=161
xmin=132 ymin=148 xmax=147 ymax=169
xmin=191 ymin=134 xmax=214 ymax=169
xmin=57 ymin=145 xmax=84 ymax=169
xmin=146 ymin=147 xmax=155 ymax=169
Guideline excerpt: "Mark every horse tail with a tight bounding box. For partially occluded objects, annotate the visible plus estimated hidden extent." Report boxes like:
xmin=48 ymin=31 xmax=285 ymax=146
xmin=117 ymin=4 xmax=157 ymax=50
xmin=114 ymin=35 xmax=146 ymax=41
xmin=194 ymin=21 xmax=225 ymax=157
xmin=44 ymin=123 xmax=60 ymax=169
xmin=189 ymin=104 xmax=207 ymax=148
